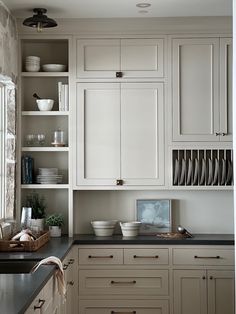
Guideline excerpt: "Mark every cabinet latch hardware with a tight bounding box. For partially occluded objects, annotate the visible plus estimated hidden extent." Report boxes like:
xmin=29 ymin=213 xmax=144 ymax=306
xmin=116 ymin=71 xmax=123 ymax=78
xmin=116 ymin=179 xmax=124 ymax=186
xmin=133 ymin=255 xmax=159 ymax=259
xmin=111 ymin=280 xmax=136 ymax=285
xmin=34 ymin=299 xmax=45 ymax=310
xmin=88 ymin=255 xmax=113 ymax=259
xmin=194 ymin=255 xmax=220 ymax=259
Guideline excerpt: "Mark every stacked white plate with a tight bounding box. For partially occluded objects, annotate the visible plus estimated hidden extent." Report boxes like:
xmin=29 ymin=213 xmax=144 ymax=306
xmin=25 ymin=56 xmax=40 ymax=72
xmin=91 ymin=220 xmax=117 ymax=236
xmin=36 ymin=168 xmax=63 ymax=184
xmin=120 ymin=221 xmax=141 ymax=237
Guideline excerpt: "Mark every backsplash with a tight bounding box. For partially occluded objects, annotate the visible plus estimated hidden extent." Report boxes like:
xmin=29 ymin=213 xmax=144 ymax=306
xmin=74 ymin=190 xmax=233 ymax=234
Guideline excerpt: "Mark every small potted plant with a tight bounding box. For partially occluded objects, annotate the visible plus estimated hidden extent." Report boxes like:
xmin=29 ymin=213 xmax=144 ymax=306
xmin=45 ymin=213 xmax=63 ymax=237
xmin=26 ymin=192 xmax=46 ymax=231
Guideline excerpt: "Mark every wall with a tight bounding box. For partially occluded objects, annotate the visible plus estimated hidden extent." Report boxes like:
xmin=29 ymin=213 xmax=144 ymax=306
xmin=0 ymin=1 xmax=17 ymax=82
xmin=74 ymin=190 xmax=234 ymax=234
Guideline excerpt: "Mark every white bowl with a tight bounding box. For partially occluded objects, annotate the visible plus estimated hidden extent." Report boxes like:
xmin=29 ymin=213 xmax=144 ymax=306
xmin=91 ymin=220 xmax=117 ymax=227
xmin=42 ymin=64 xmax=67 ymax=72
xmin=36 ymin=99 xmax=54 ymax=111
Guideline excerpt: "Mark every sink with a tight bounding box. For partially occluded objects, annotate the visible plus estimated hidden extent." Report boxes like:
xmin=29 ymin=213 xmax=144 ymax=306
xmin=0 ymin=260 xmax=38 ymax=274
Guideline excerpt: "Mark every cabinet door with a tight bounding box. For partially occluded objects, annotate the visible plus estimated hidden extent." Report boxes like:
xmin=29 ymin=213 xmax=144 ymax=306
xmin=121 ymin=39 xmax=164 ymax=77
xmin=208 ymin=270 xmax=234 ymax=314
xmin=121 ymin=83 xmax=164 ymax=185
xmin=219 ymin=38 xmax=232 ymax=141
xmin=76 ymin=83 xmax=120 ymax=185
xmin=173 ymin=269 xmax=207 ymax=314
xmin=77 ymin=39 xmax=120 ymax=78
xmin=172 ymin=38 xmax=219 ymax=141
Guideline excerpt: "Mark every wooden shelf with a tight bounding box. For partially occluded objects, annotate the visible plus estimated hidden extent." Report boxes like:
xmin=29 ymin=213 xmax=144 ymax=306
xmin=22 ymin=111 xmax=69 ymax=116
xmin=21 ymin=72 xmax=69 ymax=77
xmin=22 ymin=147 xmax=69 ymax=152
xmin=21 ymin=184 xmax=69 ymax=189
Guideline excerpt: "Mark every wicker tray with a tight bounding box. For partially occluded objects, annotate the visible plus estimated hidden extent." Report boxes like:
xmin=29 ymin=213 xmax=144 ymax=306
xmin=0 ymin=231 xmax=50 ymax=252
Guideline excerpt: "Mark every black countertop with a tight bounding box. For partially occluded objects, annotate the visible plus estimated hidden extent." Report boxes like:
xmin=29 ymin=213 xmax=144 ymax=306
xmin=0 ymin=234 xmax=234 ymax=314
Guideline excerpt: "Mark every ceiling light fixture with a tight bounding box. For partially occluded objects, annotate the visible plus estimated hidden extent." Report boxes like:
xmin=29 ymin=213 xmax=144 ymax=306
xmin=136 ymin=3 xmax=151 ymax=8
xmin=23 ymin=8 xmax=57 ymax=33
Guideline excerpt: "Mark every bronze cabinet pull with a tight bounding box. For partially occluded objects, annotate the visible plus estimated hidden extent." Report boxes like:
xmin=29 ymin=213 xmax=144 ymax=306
xmin=194 ymin=255 xmax=220 ymax=259
xmin=116 ymin=71 xmax=123 ymax=78
xmin=88 ymin=255 xmax=113 ymax=259
xmin=111 ymin=311 xmax=136 ymax=314
xmin=133 ymin=255 xmax=159 ymax=259
xmin=116 ymin=179 xmax=124 ymax=185
xmin=111 ymin=280 xmax=136 ymax=285
xmin=34 ymin=299 xmax=45 ymax=310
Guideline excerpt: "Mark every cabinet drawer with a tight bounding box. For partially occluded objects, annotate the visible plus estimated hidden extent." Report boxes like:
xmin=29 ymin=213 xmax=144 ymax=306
xmin=173 ymin=248 xmax=234 ymax=266
xmin=79 ymin=299 xmax=169 ymax=314
xmin=124 ymin=248 xmax=169 ymax=265
xmin=79 ymin=248 xmax=123 ymax=265
xmin=79 ymin=269 xmax=168 ymax=296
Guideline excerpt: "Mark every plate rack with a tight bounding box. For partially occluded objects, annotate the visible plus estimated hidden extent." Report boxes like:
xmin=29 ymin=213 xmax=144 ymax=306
xmin=172 ymin=149 xmax=233 ymax=186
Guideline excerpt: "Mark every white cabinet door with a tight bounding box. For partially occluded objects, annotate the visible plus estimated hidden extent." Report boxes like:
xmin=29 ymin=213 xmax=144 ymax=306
xmin=208 ymin=270 xmax=234 ymax=314
xmin=121 ymin=83 xmax=164 ymax=185
xmin=219 ymin=38 xmax=232 ymax=142
xmin=76 ymin=83 xmax=164 ymax=186
xmin=77 ymin=39 xmax=120 ymax=78
xmin=76 ymin=83 xmax=120 ymax=185
xmin=77 ymin=38 xmax=164 ymax=78
xmin=173 ymin=269 xmax=207 ymax=314
xmin=121 ymin=39 xmax=164 ymax=77
xmin=172 ymin=38 xmax=219 ymax=142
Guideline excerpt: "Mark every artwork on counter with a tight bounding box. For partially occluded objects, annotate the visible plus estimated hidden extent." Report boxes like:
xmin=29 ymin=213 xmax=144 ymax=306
xmin=136 ymin=199 xmax=172 ymax=234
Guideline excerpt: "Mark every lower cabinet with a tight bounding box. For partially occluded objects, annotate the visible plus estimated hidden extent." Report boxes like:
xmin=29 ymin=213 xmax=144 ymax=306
xmin=79 ymin=299 xmax=169 ymax=314
xmin=173 ymin=269 xmax=235 ymax=314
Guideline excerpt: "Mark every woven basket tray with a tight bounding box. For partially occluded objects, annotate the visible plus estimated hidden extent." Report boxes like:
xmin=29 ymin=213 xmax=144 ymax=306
xmin=0 ymin=231 xmax=50 ymax=252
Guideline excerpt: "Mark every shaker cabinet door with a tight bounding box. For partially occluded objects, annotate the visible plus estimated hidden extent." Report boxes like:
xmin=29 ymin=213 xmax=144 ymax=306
xmin=76 ymin=83 xmax=120 ymax=185
xmin=172 ymin=38 xmax=219 ymax=142
xmin=121 ymin=83 xmax=164 ymax=185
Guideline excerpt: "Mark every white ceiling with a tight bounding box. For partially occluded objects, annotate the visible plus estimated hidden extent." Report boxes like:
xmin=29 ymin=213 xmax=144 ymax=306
xmin=2 ymin=0 xmax=232 ymax=19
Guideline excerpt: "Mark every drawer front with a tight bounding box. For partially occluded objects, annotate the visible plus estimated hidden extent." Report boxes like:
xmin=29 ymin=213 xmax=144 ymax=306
xmin=124 ymin=248 xmax=169 ymax=265
xmin=79 ymin=299 xmax=169 ymax=314
xmin=79 ymin=248 xmax=123 ymax=265
xmin=79 ymin=269 xmax=169 ymax=296
xmin=173 ymin=248 xmax=234 ymax=266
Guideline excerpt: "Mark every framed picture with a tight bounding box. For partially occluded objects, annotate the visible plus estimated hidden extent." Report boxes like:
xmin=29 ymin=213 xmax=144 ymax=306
xmin=136 ymin=199 xmax=172 ymax=234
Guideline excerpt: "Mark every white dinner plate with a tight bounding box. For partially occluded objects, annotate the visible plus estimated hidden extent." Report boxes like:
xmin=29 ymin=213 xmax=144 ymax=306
xmin=186 ymin=159 xmax=192 ymax=185
xmin=173 ymin=159 xmax=179 ymax=185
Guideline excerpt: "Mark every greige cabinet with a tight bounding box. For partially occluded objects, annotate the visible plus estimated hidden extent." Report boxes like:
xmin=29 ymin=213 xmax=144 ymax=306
xmin=76 ymin=82 xmax=164 ymax=187
xmin=172 ymin=37 xmax=232 ymax=142
xmin=76 ymin=38 xmax=164 ymax=78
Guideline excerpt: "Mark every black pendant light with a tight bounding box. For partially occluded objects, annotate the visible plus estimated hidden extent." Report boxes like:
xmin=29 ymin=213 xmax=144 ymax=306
xmin=23 ymin=8 xmax=57 ymax=32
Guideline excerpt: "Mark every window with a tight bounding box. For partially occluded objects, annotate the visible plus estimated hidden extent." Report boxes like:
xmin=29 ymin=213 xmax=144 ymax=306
xmin=0 ymin=78 xmax=16 ymax=219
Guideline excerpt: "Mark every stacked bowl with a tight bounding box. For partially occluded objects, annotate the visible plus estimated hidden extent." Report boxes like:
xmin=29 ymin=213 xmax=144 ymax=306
xmin=91 ymin=220 xmax=117 ymax=236
xmin=120 ymin=221 xmax=141 ymax=237
xmin=25 ymin=56 xmax=40 ymax=72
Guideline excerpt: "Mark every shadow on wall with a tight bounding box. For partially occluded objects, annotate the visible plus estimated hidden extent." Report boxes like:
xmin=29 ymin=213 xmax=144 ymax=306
xmin=0 ymin=2 xmax=18 ymax=82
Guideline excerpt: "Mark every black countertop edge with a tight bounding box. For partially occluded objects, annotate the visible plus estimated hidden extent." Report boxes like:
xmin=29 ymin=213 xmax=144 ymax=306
xmin=73 ymin=234 xmax=234 ymax=246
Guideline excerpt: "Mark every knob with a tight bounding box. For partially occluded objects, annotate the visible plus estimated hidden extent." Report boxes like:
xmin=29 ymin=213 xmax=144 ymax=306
xmin=116 ymin=179 xmax=123 ymax=186
xmin=116 ymin=71 xmax=123 ymax=78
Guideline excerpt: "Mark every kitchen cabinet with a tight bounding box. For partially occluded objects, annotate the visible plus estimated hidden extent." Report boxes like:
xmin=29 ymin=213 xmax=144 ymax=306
xmin=19 ymin=36 xmax=73 ymax=235
xmin=76 ymin=38 xmax=164 ymax=78
xmin=76 ymin=82 xmax=164 ymax=187
xmin=172 ymin=37 xmax=232 ymax=142
xmin=173 ymin=247 xmax=234 ymax=314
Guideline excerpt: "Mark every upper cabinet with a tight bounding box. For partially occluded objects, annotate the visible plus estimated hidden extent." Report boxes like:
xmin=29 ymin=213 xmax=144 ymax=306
xmin=76 ymin=38 xmax=164 ymax=78
xmin=172 ymin=37 xmax=232 ymax=142
xmin=76 ymin=82 xmax=164 ymax=187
